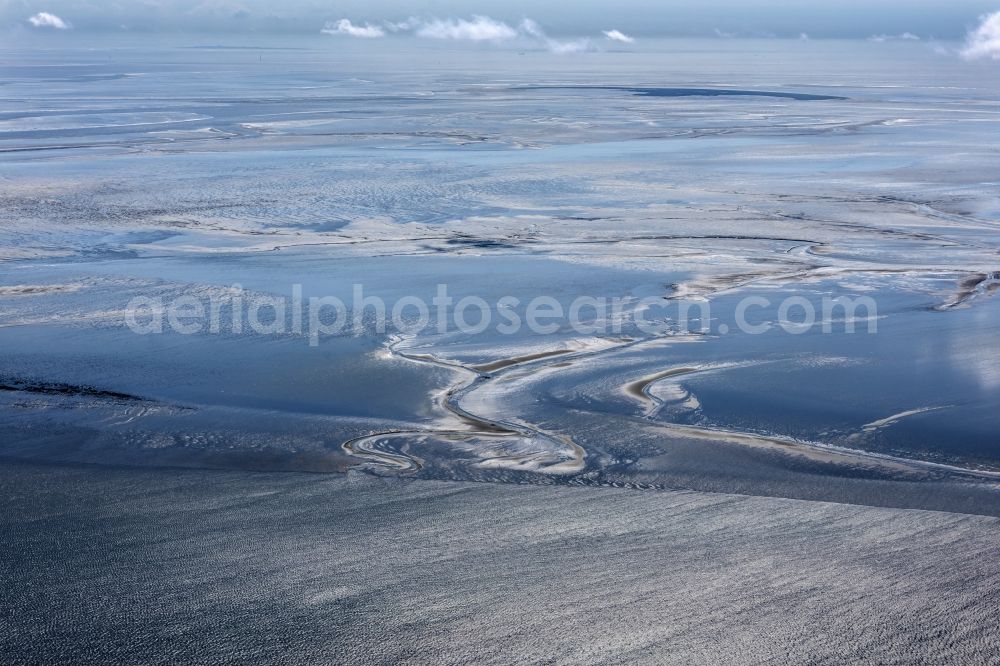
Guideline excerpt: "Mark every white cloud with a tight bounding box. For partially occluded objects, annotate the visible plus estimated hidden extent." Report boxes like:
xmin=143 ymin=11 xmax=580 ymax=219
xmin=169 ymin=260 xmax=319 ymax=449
xmin=415 ymin=16 xmax=517 ymax=41
xmin=321 ymin=15 xmax=591 ymax=54
xmin=384 ymin=17 xmax=421 ymax=33
xmin=411 ymin=16 xmax=589 ymax=53
xmin=962 ymin=11 xmax=1000 ymax=60
xmin=869 ymin=32 xmax=921 ymax=42
xmin=27 ymin=12 xmax=69 ymax=29
xmin=603 ymin=29 xmax=634 ymax=44
xmin=321 ymin=19 xmax=384 ymax=38
xmin=518 ymin=18 xmax=545 ymax=39
xmin=519 ymin=18 xmax=590 ymax=54
xmin=799 ymin=32 xmax=810 ymax=41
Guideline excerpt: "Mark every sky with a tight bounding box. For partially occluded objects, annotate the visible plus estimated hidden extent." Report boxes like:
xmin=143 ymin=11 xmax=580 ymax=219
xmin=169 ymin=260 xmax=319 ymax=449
xmin=2 ymin=0 xmax=1000 ymax=40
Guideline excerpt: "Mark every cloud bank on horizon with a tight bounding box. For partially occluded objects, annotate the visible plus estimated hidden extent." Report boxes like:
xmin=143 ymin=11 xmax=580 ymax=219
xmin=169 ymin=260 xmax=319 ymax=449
xmin=321 ymin=19 xmax=385 ymax=38
xmin=316 ymin=10 xmax=1000 ymax=62
xmin=8 ymin=1 xmax=999 ymax=39
xmin=13 ymin=2 xmax=1000 ymax=62
xmin=869 ymin=32 xmax=921 ymax=42
xmin=322 ymin=15 xmax=598 ymax=53
xmin=962 ymin=11 xmax=1000 ymax=59
xmin=415 ymin=15 xmax=517 ymax=41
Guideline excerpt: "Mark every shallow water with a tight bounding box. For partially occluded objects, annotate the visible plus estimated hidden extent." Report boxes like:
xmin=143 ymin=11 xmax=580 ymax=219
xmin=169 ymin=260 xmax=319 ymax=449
xmin=2 ymin=34 xmax=999 ymax=512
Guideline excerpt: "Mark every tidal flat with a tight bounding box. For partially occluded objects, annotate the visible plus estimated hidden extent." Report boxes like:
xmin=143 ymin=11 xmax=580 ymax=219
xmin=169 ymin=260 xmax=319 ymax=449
xmin=2 ymin=462 xmax=1000 ymax=664
xmin=2 ymin=33 xmax=1000 ymax=662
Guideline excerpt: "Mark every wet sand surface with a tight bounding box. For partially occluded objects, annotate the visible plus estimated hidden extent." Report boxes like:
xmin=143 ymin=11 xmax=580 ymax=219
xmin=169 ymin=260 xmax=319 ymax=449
xmin=2 ymin=460 xmax=999 ymax=665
